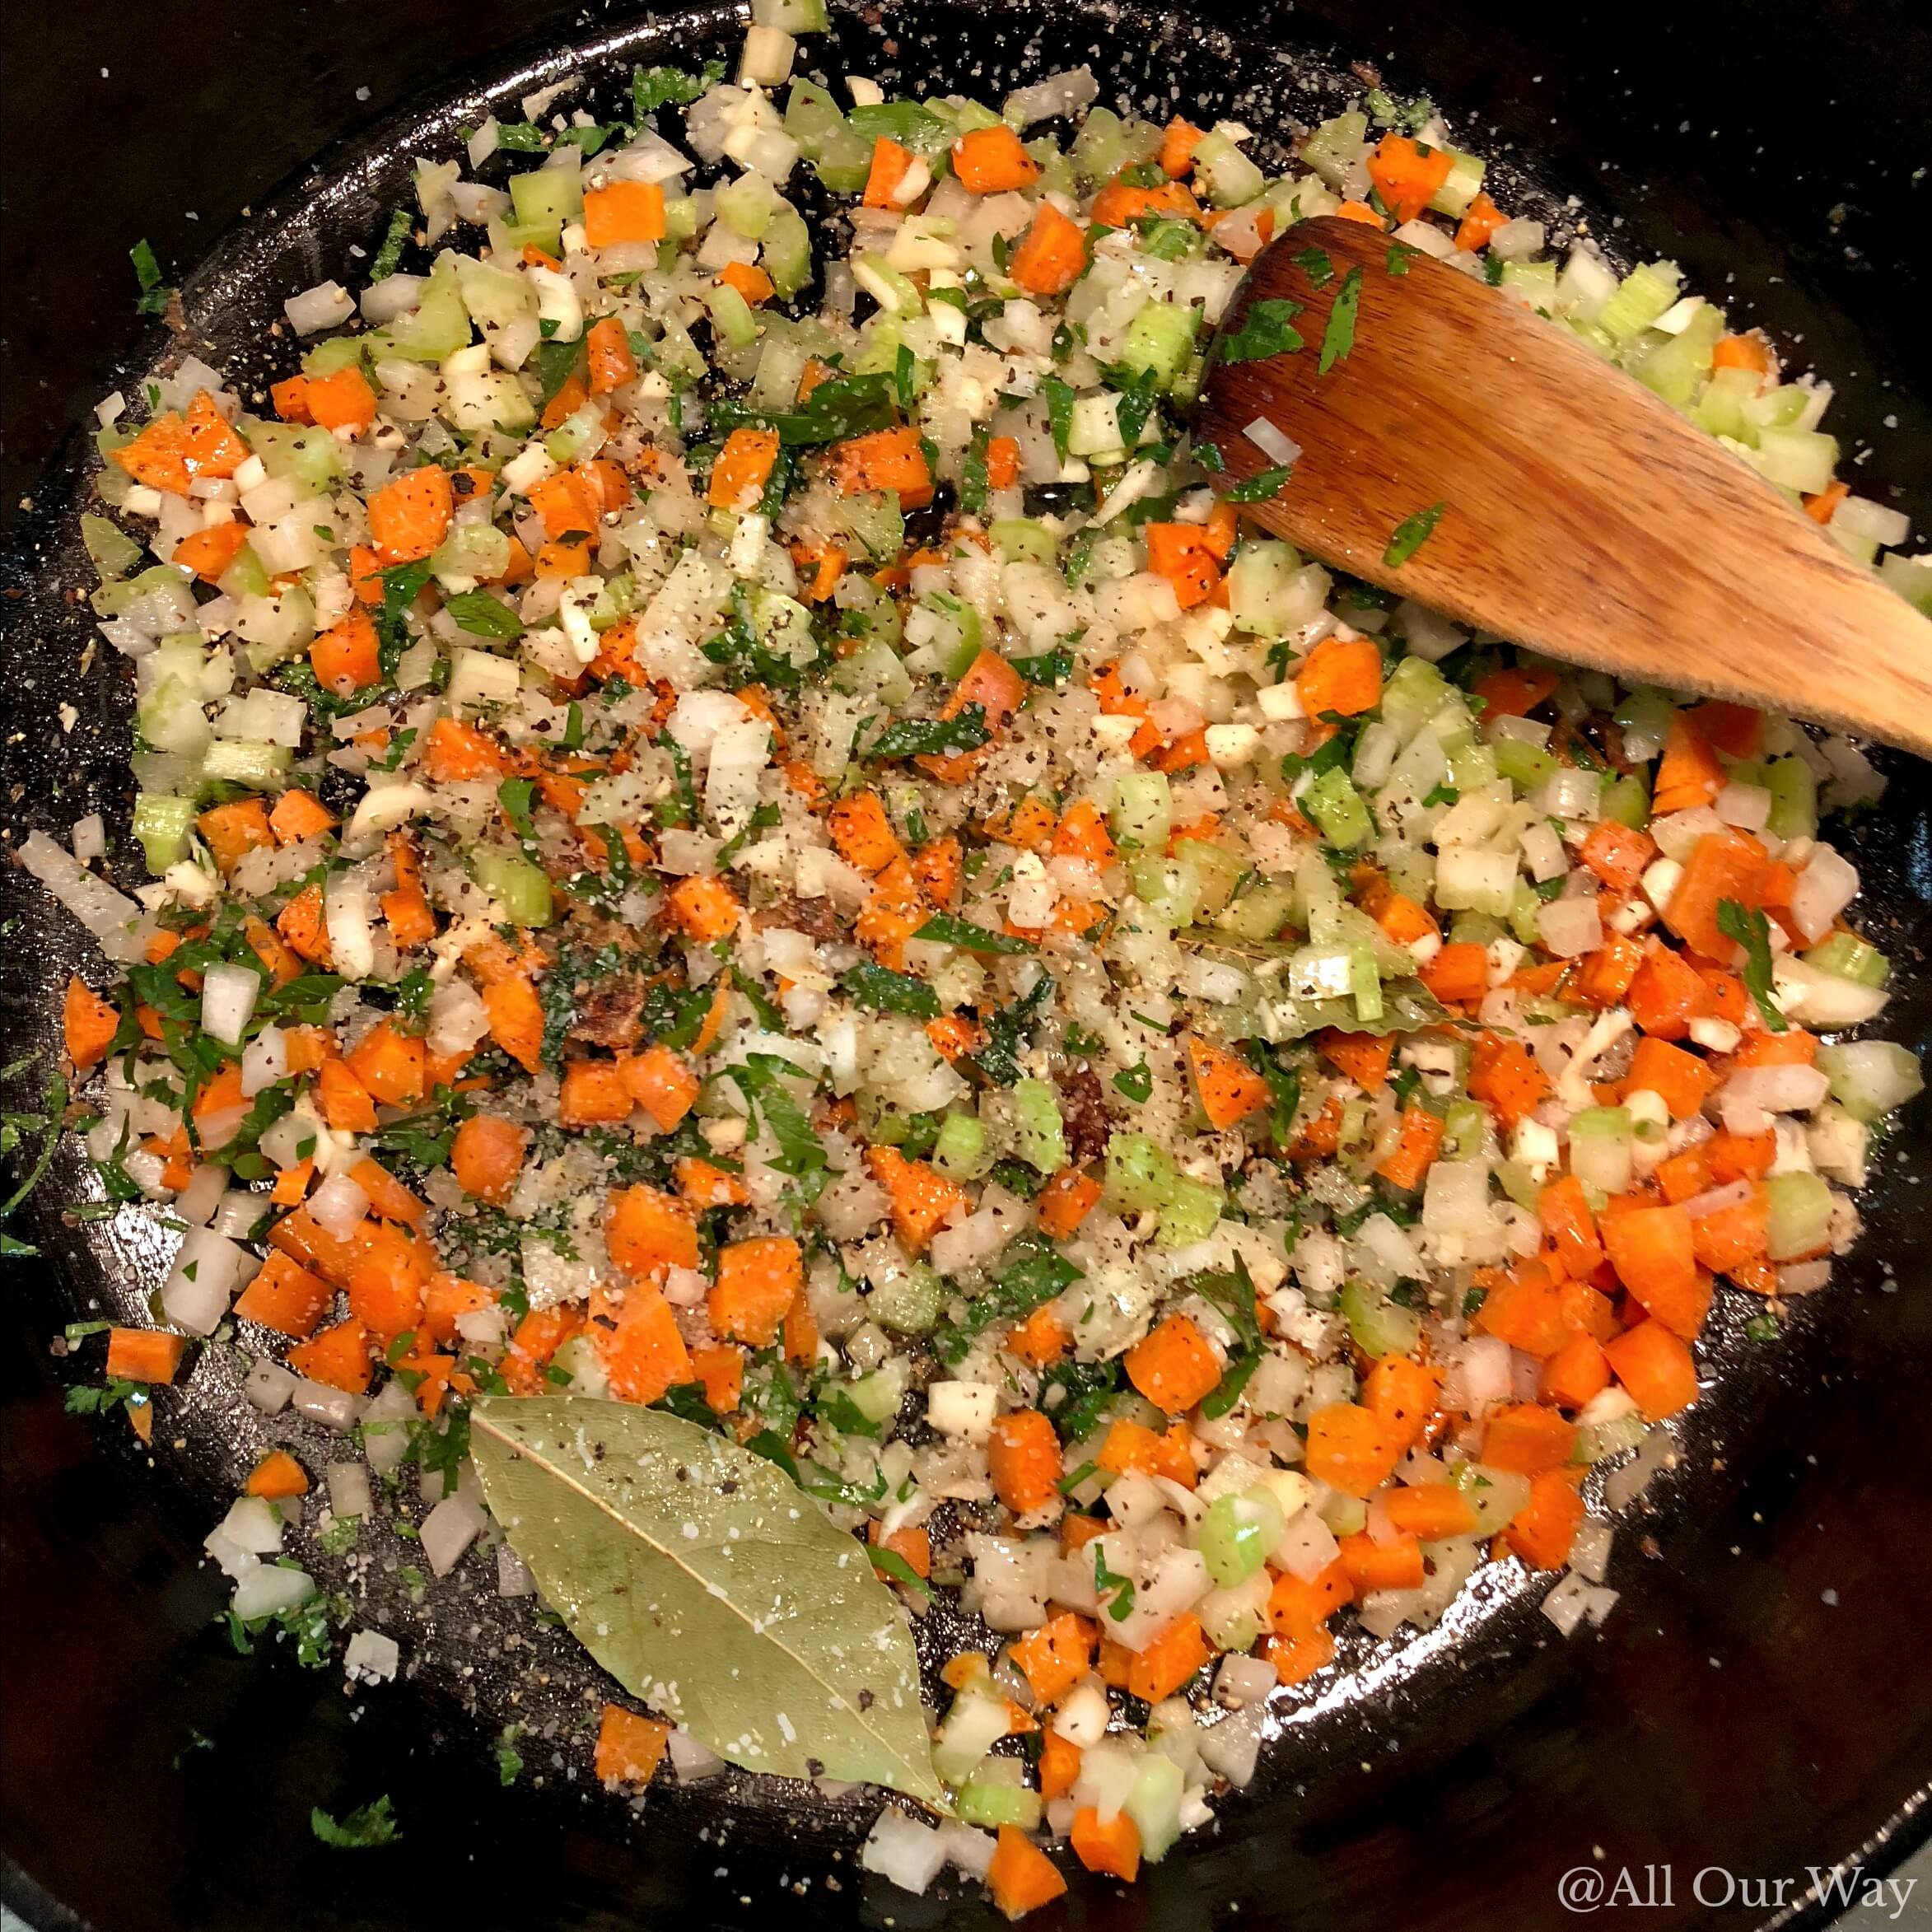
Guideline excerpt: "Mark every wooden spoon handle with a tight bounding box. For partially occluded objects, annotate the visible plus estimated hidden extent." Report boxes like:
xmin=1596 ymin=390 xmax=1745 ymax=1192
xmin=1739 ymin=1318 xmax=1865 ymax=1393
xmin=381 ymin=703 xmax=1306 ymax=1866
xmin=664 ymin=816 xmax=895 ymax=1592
xmin=1197 ymin=216 xmax=1932 ymax=756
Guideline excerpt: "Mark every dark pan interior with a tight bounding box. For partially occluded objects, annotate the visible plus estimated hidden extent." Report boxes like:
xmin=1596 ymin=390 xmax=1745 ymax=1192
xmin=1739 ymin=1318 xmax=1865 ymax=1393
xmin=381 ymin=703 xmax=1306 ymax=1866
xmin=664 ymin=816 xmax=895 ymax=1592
xmin=2 ymin=3 xmax=1930 ymax=1929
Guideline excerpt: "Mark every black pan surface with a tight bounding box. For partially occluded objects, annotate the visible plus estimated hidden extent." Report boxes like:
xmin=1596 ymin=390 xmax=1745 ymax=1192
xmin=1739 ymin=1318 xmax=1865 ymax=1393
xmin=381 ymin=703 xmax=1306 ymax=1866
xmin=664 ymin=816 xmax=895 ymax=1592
xmin=2 ymin=4 xmax=1929 ymax=1929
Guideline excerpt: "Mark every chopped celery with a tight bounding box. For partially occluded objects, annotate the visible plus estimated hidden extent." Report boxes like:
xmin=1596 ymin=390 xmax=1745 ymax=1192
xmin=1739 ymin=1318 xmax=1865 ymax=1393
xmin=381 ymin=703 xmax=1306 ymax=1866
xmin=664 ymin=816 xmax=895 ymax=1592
xmin=1105 ymin=1131 xmax=1176 ymax=1212
xmin=909 ymin=591 xmax=980 ymax=678
xmin=217 ymin=544 xmax=271 ymax=601
xmin=508 ymin=165 xmax=583 ymax=240
xmin=989 ymin=519 xmax=1058 ymax=566
xmin=867 ymin=1263 xmax=945 ymax=1334
xmin=301 ymin=334 xmax=366 ymax=379
xmin=1499 ymin=260 xmax=1558 ymax=308
xmin=1632 ymin=304 xmax=1724 ymax=409
xmin=1070 ymin=108 xmax=1160 ymax=188
xmin=1597 ymin=262 xmax=1682 ymax=343
xmin=1567 ymin=1107 xmax=1634 ymax=1197
xmin=1379 ymin=655 xmax=1450 ymax=741
xmin=366 ymin=254 xmax=470 ymax=364
xmin=1195 ymin=1489 xmax=1286 ymax=1588
xmin=132 ymin=794 xmax=197 ymax=874
xmin=1611 ymin=688 xmax=1676 ymax=763
xmin=786 ymin=82 xmax=873 ymax=193
xmin=1109 ymin=769 xmax=1173 ymax=853
xmin=1226 ymin=539 xmax=1314 ymax=640
xmin=1692 ymin=365 xmax=1762 ymax=445
xmin=1129 ymin=854 xmax=1196 ymax=927
xmin=715 ymin=173 xmax=780 ymax=240
xmin=762 ymin=203 xmax=812 ymax=298
xmin=1125 ymin=1752 xmax=1186 ymax=1864
xmin=1763 ymin=1171 xmax=1832 ymax=1263
xmin=1761 ymin=756 xmax=1816 ymax=839
xmin=1297 ymin=111 xmax=1370 ymax=191
xmin=1441 ymin=1097 xmax=1487 ymax=1161
xmin=1448 ymin=910 xmax=1505 ymax=946
xmin=202 ymin=738 xmax=292 ymax=791
xmin=1156 ymin=1174 xmax=1224 ymax=1247
xmin=1302 ymin=766 xmax=1371 ymax=847
xmin=1506 ymin=878 xmax=1542 ymax=945
xmin=932 ymin=1111 xmax=993 ymax=1180
xmin=473 ymin=848 xmax=553 ymax=927
xmin=956 ymin=1773 xmax=1043 ymax=1832
xmin=242 ymin=419 xmax=345 ymax=490
xmin=1214 ymin=879 xmax=1297 ymax=940
xmin=1599 ymin=772 xmax=1651 ymax=829
xmin=1427 ymin=150 xmax=1486 ymax=218
xmin=1339 ymin=1280 xmax=1423 ymax=1360
xmin=843 ymin=1364 xmax=906 ymax=1427
xmin=702 ymin=282 xmax=760 ymax=351
xmin=1492 ymin=737 xmax=1558 ymax=795
xmin=1191 ymin=130 xmax=1265 ymax=208
xmin=1117 ymin=301 xmax=1200 ymax=389
xmin=831 ymin=632 xmax=914 ymax=707
xmin=1010 ymin=1078 xmax=1068 ymax=1174
xmin=1815 ymin=1041 xmax=1925 ymax=1122
xmin=1173 ymin=838 xmax=1244 ymax=922
xmin=81 ymin=513 xmax=142 ymax=582
xmin=1801 ymin=931 xmax=1888 ymax=989
xmin=1749 ymin=427 xmax=1838 ymax=496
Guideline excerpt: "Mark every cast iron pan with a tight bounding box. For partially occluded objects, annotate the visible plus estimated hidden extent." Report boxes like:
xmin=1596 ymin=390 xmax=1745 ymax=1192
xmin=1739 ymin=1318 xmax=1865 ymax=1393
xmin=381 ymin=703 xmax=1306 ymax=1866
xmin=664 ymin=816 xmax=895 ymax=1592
xmin=2 ymin=3 xmax=1930 ymax=1928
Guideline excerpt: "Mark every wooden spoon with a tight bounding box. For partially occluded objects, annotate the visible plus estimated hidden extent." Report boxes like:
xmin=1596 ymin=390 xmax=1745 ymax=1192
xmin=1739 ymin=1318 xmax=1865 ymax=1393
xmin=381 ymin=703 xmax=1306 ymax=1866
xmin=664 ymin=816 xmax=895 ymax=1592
xmin=1194 ymin=215 xmax=1932 ymax=757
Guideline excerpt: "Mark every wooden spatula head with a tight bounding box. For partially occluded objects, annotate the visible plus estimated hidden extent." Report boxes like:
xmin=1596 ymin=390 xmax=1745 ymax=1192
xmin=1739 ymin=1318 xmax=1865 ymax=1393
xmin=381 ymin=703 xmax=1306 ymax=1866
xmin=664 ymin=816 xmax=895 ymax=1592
xmin=1194 ymin=215 xmax=1932 ymax=756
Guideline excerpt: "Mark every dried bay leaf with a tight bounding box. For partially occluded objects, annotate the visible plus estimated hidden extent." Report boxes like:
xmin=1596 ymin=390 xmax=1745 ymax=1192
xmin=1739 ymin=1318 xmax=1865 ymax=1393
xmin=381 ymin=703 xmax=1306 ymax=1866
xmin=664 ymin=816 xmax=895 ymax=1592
xmin=469 ymin=1396 xmax=943 ymax=1804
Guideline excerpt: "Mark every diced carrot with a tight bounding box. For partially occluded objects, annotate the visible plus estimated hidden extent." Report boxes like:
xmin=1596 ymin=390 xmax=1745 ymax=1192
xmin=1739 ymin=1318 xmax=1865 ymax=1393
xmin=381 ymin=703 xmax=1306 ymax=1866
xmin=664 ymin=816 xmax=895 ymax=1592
xmin=1160 ymin=114 xmax=1205 ymax=177
xmin=1038 ymin=1727 xmax=1084 ymax=1802
xmin=1472 ymin=664 xmax=1559 ymax=718
xmin=1304 ymin=1402 xmax=1404 ymax=1497
xmin=1468 ymin=1032 xmax=1551 ymax=1128
xmin=1603 ymin=1319 xmax=1700 ymax=1419
xmin=1034 ymin=1168 xmax=1102 ymax=1242
xmin=1090 ymin=176 xmax=1200 ymax=226
xmin=1268 ymin=1626 xmax=1337 ymax=1685
xmin=1124 ymin=1313 xmax=1223 ymax=1414
xmin=1127 ymin=1612 xmax=1211 ymax=1702
xmin=1580 ymin=819 xmax=1657 ymax=896
xmin=1010 ymin=1612 xmax=1094 ymax=1708
xmin=716 ymin=259 xmax=774 ymax=305
xmin=180 ymin=391 xmax=249 ymax=477
xmin=268 ymin=1205 xmax=369 ymax=1290
xmin=421 ymin=1273 xmax=493 ymax=1348
xmin=866 ymin=1145 xmax=968 ymax=1254
xmin=1454 ymin=190 xmax=1506 ymax=252
xmin=268 ymin=788 xmax=335 ymax=846
xmin=596 ymin=1281 xmax=693 ymax=1404
xmin=689 ymin=1342 xmax=746 ymax=1415
xmin=350 ymin=1156 xmax=426 ymax=1226
xmin=1708 ymin=1128 xmax=1777 ymax=1181
xmin=304 ymin=363 xmax=377 ymax=434
xmin=196 ymin=798 xmax=273 ymax=873
xmin=1481 ymin=1402 xmax=1579 ymax=1475
xmin=272 ymin=375 xmax=313 ymax=422
xmin=708 ymin=1234 xmax=804 ymax=1347
xmin=1367 ymin=133 xmax=1455 ymax=223
xmin=345 ymin=1020 xmax=426 ymax=1108
xmin=346 ymin=1224 xmax=429 ymax=1346
xmin=1540 ymin=1331 xmax=1612 ymax=1412
xmin=1729 ymin=1028 xmax=1818 ymax=1069
xmin=1502 ymin=1469 xmax=1584 ymax=1570
xmin=828 ymin=425 xmax=932 ymax=508
xmin=1376 ymin=1104 xmax=1445 ymax=1192
xmin=502 ymin=1305 xmax=583 ymax=1394
xmin=245 ymin=1449 xmax=310 ymax=1499
xmin=232 ymin=1248 xmax=332 ymax=1338
xmin=171 ymin=520 xmax=251 ymax=586
xmin=982 ymin=433 xmax=1023 ymax=492
xmin=1623 ymin=1035 xmax=1715 ymax=1121
xmin=105 ymin=1328 xmax=187 ymax=1385
xmin=586 ymin=315 xmax=637 ymax=394
xmin=665 ymin=875 xmax=740 ymax=943
xmin=708 ymin=427 xmax=781 ymax=511
xmin=1538 ymin=1174 xmax=1604 ymax=1280
xmin=1601 ymin=1204 xmax=1710 ymax=1338
xmin=287 ymin=1318 xmax=372 ymax=1395
xmin=1626 ymin=937 xmax=1714 ymax=1040
xmin=554 ymin=1063 xmax=637 ymax=1140
xmin=582 ymin=181 xmax=666 ymax=249
xmin=1573 ymin=931 xmax=1645 ymax=1008
xmin=861 ymin=136 xmax=917 ymax=208
xmin=315 ymin=1057 xmax=378 ymax=1134
xmin=623 ymin=1044 xmax=701 ymax=1132
xmin=987 ymin=1827 xmax=1066 ymax=1921
xmin=1651 ymin=712 xmax=1726 ymax=815
xmin=989 ymin=1410 xmax=1062 ymax=1517
xmin=1364 ymin=1356 xmax=1441 ymax=1450
xmin=1267 ymin=1557 xmax=1352 ymax=1636
xmin=1419 ymin=940 xmax=1490 ymax=1005
xmin=1051 ymin=799 xmax=1115 ymax=866
xmin=1071 ymin=1806 xmax=1141 ymax=1883
xmin=828 ymin=789 xmax=906 ymax=873
xmin=1184 ymin=1034 xmax=1269 ymax=1128
xmin=675 ymin=1156 xmax=751 ymax=1211
xmin=1688 ymin=699 xmax=1762 ymax=758
xmin=1383 ymin=1483 xmax=1480 ymax=1540
xmin=1315 ymin=1029 xmax=1394 ymax=1093
xmin=474 ymin=976 xmax=541 ymax=1076
xmin=606 ymin=1186 xmax=699 ymax=1281
xmin=422 ymin=716 xmax=506 ymax=782
xmin=871 ymin=1519 xmax=931 ymax=1583
xmin=594 ymin=1705 xmax=670 ymax=1785
xmin=1338 ymin=1528 xmax=1425 ymax=1594
xmin=366 ymin=464 xmax=453 ymax=562
xmin=1095 ymin=1419 xmax=1162 ymax=1477
xmin=63 ymin=977 xmax=119 ymax=1070
xmin=1688 ymin=1182 xmax=1771 ymax=1275
xmin=1712 ymin=332 xmax=1771 ymax=376
xmin=1143 ymin=522 xmax=1222 ymax=609
xmin=950 ymin=124 xmax=1039 ymax=194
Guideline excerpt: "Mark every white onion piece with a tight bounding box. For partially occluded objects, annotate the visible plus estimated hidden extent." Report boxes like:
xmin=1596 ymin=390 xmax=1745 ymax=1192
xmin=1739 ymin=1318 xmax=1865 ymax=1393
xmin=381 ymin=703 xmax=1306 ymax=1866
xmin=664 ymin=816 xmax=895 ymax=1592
xmin=245 ymin=1357 xmax=297 ymax=1413
xmin=1001 ymin=65 xmax=1099 ymax=128
xmin=1535 ymin=897 xmax=1603 ymax=958
xmin=16 ymin=831 xmax=144 ymax=959
xmin=70 ymin=813 xmax=106 ymax=865
xmin=283 ymin=281 xmax=355 ymax=335
xmin=1569 ymin=1516 xmax=1614 ymax=1584
xmin=307 ymin=1170 xmax=371 ymax=1241
xmin=860 ymin=1810 xmax=946 ymax=1895
xmin=359 ymin=273 xmax=425 ymax=325
xmin=325 ymin=1463 xmax=374 ymax=1519
xmin=162 ymin=1227 xmax=247 ymax=1334
xmin=1788 ymin=845 xmax=1859 ymax=943
xmin=291 ymin=1378 xmax=364 ymax=1431
xmin=240 ymin=1025 xmax=289 ymax=1098
xmin=1244 ymin=416 xmax=1300 ymax=467
xmin=421 ymin=1491 xmax=487 ymax=1576
xmin=1779 ymin=1258 xmax=1833 ymax=1295
xmin=1724 ymin=1064 xmax=1831 ymax=1116
xmin=1214 ymin=1653 xmax=1277 ymax=1710
xmin=1441 ymin=1333 xmax=1513 ymax=1415
xmin=173 ymin=1162 xmax=230 ymax=1227
xmin=208 ymin=1189 xmax=267 ymax=1240
xmin=199 ymin=961 xmax=260 ymax=1046
xmin=497 ymin=1543 xmax=537 ymax=1598
xmin=232 ymin=1563 xmax=315 ymax=1622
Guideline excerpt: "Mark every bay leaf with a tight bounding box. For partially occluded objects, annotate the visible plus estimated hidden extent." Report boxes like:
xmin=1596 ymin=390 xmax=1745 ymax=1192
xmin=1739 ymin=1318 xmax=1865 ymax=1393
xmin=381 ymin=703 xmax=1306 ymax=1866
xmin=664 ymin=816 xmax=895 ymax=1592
xmin=469 ymin=1396 xmax=943 ymax=1805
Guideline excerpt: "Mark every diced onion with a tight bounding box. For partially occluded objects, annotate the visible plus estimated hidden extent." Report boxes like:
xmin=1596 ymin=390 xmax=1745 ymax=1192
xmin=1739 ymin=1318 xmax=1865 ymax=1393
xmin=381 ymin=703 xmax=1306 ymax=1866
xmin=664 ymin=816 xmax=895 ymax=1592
xmin=17 ymin=831 xmax=144 ymax=959
xmin=284 ymin=281 xmax=355 ymax=335
xmin=161 ymin=1227 xmax=247 ymax=1335
xmin=308 ymin=1169 xmax=371 ymax=1240
xmin=1244 ymin=416 xmax=1300 ymax=467
xmin=199 ymin=961 xmax=260 ymax=1046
